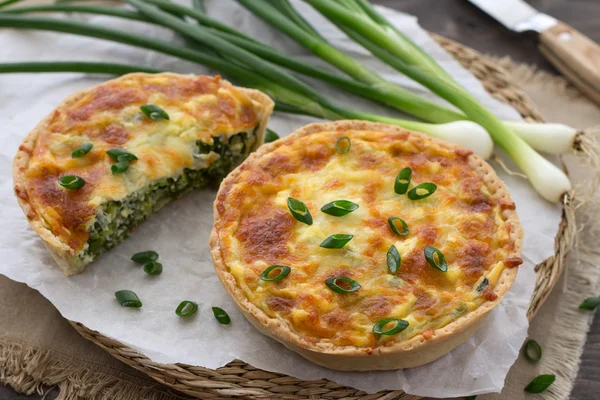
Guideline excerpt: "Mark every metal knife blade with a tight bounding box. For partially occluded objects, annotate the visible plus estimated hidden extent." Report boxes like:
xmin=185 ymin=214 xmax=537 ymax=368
xmin=468 ymin=0 xmax=557 ymax=33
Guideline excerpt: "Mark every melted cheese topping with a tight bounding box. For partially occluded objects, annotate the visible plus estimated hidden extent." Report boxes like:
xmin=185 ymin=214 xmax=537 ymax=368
xmin=21 ymin=74 xmax=262 ymax=252
xmin=215 ymin=129 xmax=521 ymax=348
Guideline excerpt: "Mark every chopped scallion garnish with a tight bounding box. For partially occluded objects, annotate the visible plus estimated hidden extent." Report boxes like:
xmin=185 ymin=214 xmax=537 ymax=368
xmin=212 ymin=306 xmax=231 ymax=324
xmin=264 ymin=129 xmax=279 ymax=143
xmin=107 ymin=148 xmax=138 ymax=162
xmin=320 ymin=234 xmax=353 ymax=249
xmin=260 ymin=265 xmax=291 ymax=281
xmin=476 ymin=278 xmax=489 ymax=293
xmin=524 ymin=374 xmax=555 ymax=393
xmin=71 ymin=142 xmax=93 ymax=158
xmin=107 ymin=148 xmax=137 ymax=175
xmin=111 ymin=159 xmax=130 ymax=174
xmin=579 ymin=296 xmax=600 ymax=311
xmin=115 ymin=290 xmax=142 ymax=308
xmin=131 ymin=250 xmax=159 ymax=264
xmin=372 ymin=318 xmax=409 ymax=336
xmin=143 ymin=261 xmax=163 ymax=275
xmin=394 ymin=167 xmax=412 ymax=195
xmin=335 ymin=136 xmax=351 ymax=154
xmin=325 ymin=276 xmax=361 ymax=294
xmin=388 ymin=217 xmax=408 ymax=236
xmin=287 ymin=197 xmax=313 ymax=225
xmin=424 ymin=246 xmax=447 ymax=272
xmin=523 ymin=339 xmax=542 ymax=363
xmin=407 ymin=182 xmax=437 ymax=200
xmin=141 ymin=104 xmax=170 ymax=120
xmin=387 ymin=245 xmax=401 ymax=274
xmin=58 ymin=175 xmax=85 ymax=189
xmin=176 ymin=300 xmax=198 ymax=317
xmin=321 ymin=200 xmax=359 ymax=216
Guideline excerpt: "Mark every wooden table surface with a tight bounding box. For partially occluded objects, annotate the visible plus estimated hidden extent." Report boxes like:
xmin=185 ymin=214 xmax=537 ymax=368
xmin=1 ymin=0 xmax=599 ymax=399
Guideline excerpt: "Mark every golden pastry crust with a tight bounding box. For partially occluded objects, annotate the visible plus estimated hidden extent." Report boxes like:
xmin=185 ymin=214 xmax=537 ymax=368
xmin=14 ymin=73 xmax=273 ymax=275
xmin=211 ymin=120 xmax=522 ymax=370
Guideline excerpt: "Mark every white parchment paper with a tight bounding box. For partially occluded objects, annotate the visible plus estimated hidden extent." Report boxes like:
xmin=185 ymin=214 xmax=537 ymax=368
xmin=0 ymin=1 xmax=563 ymax=397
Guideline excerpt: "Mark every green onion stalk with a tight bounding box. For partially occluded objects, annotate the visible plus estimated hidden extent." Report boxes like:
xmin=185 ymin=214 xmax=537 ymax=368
xmin=0 ymin=61 xmax=160 ymax=74
xmin=1 ymin=4 xmax=149 ymax=21
xmin=0 ymin=13 xmax=491 ymax=156
xmin=305 ymin=0 xmax=572 ymax=202
xmin=351 ymin=0 xmax=587 ymax=158
xmin=232 ymin=0 xmax=579 ymax=156
xmin=235 ymin=0 xmax=466 ymax=124
xmin=2 ymin=2 xmax=575 ymax=157
xmin=0 ymin=0 xmax=21 ymax=10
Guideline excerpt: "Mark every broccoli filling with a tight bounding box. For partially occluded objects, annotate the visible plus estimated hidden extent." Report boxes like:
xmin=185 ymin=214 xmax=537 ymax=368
xmin=80 ymin=131 xmax=251 ymax=262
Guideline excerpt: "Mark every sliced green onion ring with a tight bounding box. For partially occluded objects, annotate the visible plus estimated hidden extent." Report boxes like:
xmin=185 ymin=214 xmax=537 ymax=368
xmin=260 ymin=265 xmax=291 ymax=281
xmin=424 ymin=245 xmax=448 ymax=272
xmin=524 ymin=374 xmax=556 ymax=393
xmin=58 ymin=175 xmax=85 ymax=189
xmin=372 ymin=318 xmax=409 ymax=335
xmin=115 ymin=290 xmax=142 ymax=308
xmin=388 ymin=217 xmax=409 ymax=236
xmin=321 ymin=200 xmax=359 ymax=216
xmin=264 ymin=129 xmax=279 ymax=143
xmin=176 ymin=300 xmax=198 ymax=317
xmin=111 ymin=159 xmax=131 ymax=174
xmin=579 ymin=296 xmax=600 ymax=311
xmin=325 ymin=276 xmax=361 ymax=294
xmin=523 ymin=339 xmax=542 ymax=363
xmin=141 ymin=104 xmax=170 ymax=120
xmin=320 ymin=234 xmax=353 ymax=249
xmin=143 ymin=261 xmax=163 ymax=275
xmin=212 ymin=306 xmax=231 ymax=324
xmin=476 ymin=278 xmax=489 ymax=293
xmin=335 ymin=136 xmax=351 ymax=154
xmin=287 ymin=197 xmax=313 ymax=225
xmin=407 ymin=182 xmax=437 ymax=200
xmin=106 ymin=148 xmax=138 ymax=162
xmin=131 ymin=250 xmax=159 ymax=264
xmin=72 ymin=142 xmax=93 ymax=158
xmin=387 ymin=244 xmax=401 ymax=274
xmin=394 ymin=167 xmax=412 ymax=194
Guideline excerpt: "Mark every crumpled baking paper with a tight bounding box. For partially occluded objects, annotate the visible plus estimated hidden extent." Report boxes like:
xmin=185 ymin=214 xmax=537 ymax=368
xmin=0 ymin=1 xmax=563 ymax=397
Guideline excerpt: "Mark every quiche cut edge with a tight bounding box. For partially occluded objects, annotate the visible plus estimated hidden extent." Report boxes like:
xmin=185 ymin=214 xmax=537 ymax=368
xmin=210 ymin=120 xmax=523 ymax=371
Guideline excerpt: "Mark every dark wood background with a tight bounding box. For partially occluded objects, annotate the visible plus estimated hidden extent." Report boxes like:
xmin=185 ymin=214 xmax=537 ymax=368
xmin=1 ymin=0 xmax=599 ymax=399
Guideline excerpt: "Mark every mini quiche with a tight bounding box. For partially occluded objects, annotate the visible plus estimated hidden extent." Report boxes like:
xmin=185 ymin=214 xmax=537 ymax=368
xmin=211 ymin=121 xmax=523 ymax=371
xmin=14 ymin=73 xmax=273 ymax=275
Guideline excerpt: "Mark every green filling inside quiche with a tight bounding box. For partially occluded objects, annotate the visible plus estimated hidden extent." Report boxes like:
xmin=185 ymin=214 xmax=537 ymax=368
xmin=79 ymin=131 xmax=252 ymax=262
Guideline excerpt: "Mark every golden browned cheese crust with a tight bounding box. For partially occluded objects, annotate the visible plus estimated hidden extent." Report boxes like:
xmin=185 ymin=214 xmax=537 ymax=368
xmin=14 ymin=73 xmax=273 ymax=274
xmin=211 ymin=121 xmax=522 ymax=370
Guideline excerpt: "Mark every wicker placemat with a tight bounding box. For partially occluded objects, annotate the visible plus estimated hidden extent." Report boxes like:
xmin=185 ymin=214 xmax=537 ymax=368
xmin=62 ymin=35 xmax=575 ymax=400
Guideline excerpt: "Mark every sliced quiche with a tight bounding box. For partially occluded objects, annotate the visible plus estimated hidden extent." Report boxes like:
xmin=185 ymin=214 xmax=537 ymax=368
xmin=211 ymin=121 xmax=522 ymax=370
xmin=14 ymin=73 xmax=273 ymax=275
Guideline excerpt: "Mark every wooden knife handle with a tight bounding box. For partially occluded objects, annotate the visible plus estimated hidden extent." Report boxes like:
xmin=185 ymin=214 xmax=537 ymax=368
xmin=539 ymin=21 xmax=600 ymax=105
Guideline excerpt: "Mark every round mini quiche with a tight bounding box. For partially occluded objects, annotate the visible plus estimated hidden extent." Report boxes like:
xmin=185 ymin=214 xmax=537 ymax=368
xmin=210 ymin=121 xmax=523 ymax=370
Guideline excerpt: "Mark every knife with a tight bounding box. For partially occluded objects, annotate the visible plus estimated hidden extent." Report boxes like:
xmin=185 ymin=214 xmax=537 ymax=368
xmin=468 ymin=0 xmax=600 ymax=105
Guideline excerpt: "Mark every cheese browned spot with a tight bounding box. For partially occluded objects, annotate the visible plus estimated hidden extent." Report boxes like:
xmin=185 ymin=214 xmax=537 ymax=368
xmin=237 ymin=206 xmax=295 ymax=265
xmin=214 ymin=128 xmax=521 ymax=349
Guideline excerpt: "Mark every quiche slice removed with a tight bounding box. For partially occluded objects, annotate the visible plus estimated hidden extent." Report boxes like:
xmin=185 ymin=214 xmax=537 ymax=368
xmin=14 ymin=73 xmax=273 ymax=275
xmin=211 ymin=121 xmax=523 ymax=370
